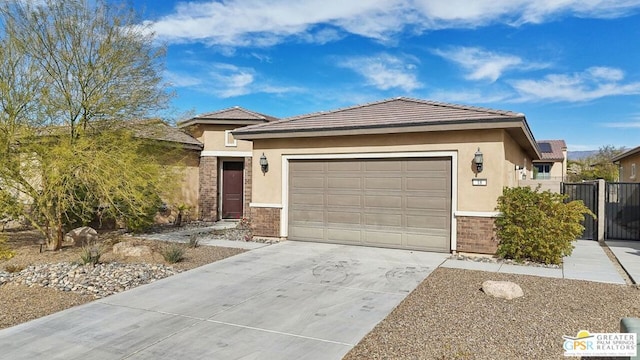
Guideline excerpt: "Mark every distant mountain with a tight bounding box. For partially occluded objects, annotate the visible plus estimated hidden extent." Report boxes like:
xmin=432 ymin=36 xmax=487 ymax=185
xmin=568 ymin=150 xmax=598 ymax=161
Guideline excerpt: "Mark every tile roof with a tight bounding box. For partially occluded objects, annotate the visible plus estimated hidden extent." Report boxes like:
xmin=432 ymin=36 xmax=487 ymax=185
xmin=233 ymin=97 xmax=525 ymax=136
xmin=35 ymin=119 xmax=203 ymax=150
xmin=178 ymin=106 xmax=278 ymax=128
xmin=128 ymin=119 xmax=203 ymax=150
xmin=536 ymin=140 xmax=567 ymax=161
xmin=612 ymin=145 xmax=640 ymax=162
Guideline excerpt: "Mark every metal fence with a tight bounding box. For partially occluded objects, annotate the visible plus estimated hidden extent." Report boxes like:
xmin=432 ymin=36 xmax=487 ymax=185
xmin=562 ymin=182 xmax=598 ymax=240
xmin=605 ymin=183 xmax=640 ymax=240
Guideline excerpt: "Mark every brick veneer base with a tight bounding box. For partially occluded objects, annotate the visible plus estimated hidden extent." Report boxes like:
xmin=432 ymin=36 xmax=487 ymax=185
xmin=456 ymin=216 xmax=498 ymax=254
xmin=250 ymin=207 xmax=280 ymax=237
xmin=243 ymin=157 xmax=252 ymax=219
xmin=199 ymin=157 xmax=218 ymax=221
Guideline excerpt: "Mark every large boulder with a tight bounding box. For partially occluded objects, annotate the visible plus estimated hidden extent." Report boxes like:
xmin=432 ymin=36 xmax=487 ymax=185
xmin=112 ymin=242 xmax=153 ymax=257
xmin=64 ymin=227 xmax=98 ymax=247
xmin=482 ymin=280 xmax=524 ymax=300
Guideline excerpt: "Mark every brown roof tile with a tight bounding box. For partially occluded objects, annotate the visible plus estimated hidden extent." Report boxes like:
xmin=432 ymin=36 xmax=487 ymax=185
xmin=129 ymin=119 xmax=203 ymax=150
xmin=233 ymin=97 xmax=525 ymax=136
xmin=536 ymin=139 xmax=566 ymax=161
xmin=178 ymin=106 xmax=278 ymax=128
xmin=612 ymin=145 xmax=640 ymax=162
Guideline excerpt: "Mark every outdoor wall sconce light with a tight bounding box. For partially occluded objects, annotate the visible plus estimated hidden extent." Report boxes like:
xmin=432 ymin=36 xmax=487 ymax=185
xmin=259 ymin=152 xmax=269 ymax=174
xmin=474 ymin=148 xmax=484 ymax=173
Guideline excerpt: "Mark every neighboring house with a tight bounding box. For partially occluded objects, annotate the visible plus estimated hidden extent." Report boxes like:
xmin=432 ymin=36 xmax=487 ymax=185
xmin=178 ymin=107 xmax=277 ymax=221
xmin=612 ymin=145 xmax=640 ymax=182
xmin=519 ymin=139 xmax=567 ymax=192
xmin=128 ymin=119 xmax=204 ymax=219
xmin=532 ymin=140 xmax=567 ymax=180
xmin=233 ymin=97 xmax=542 ymax=255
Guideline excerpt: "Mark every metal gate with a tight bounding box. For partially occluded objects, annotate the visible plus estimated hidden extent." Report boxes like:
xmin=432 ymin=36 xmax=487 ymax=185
xmin=605 ymin=183 xmax=640 ymax=240
xmin=562 ymin=182 xmax=598 ymax=240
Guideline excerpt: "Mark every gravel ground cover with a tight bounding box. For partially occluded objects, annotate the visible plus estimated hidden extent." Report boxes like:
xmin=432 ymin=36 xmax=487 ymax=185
xmin=0 ymin=229 xmax=245 ymax=330
xmin=344 ymin=267 xmax=640 ymax=360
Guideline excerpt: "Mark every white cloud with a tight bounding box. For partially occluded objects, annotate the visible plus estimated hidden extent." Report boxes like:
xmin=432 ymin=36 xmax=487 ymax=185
xmin=602 ymin=114 xmax=640 ymax=128
xmin=338 ymin=53 xmax=422 ymax=91
xmin=169 ymin=62 xmax=302 ymax=98
xmin=603 ymin=122 xmax=640 ymax=128
xmin=432 ymin=47 xmax=547 ymax=82
xmin=165 ymin=71 xmax=202 ymax=87
xmin=427 ymin=89 xmax=513 ymax=104
xmin=510 ymin=66 xmax=640 ymax=102
xmin=146 ymin=0 xmax=640 ymax=47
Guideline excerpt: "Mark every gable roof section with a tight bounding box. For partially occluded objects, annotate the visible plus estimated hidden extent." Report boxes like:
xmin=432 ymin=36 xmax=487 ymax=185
xmin=612 ymin=145 xmax=640 ymax=162
xmin=129 ymin=119 xmax=203 ymax=150
xmin=178 ymin=106 xmax=278 ymax=128
xmin=535 ymin=139 xmax=566 ymax=161
xmin=233 ymin=97 xmax=541 ymax=159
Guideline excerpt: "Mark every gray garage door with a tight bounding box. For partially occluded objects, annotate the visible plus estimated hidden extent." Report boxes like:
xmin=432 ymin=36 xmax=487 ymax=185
xmin=288 ymin=158 xmax=451 ymax=252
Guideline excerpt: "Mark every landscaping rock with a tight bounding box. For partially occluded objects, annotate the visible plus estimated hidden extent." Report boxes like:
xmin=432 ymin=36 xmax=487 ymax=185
xmin=5 ymin=262 xmax=178 ymax=298
xmin=112 ymin=242 xmax=153 ymax=257
xmin=64 ymin=227 xmax=98 ymax=247
xmin=482 ymin=280 xmax=524 ymax=300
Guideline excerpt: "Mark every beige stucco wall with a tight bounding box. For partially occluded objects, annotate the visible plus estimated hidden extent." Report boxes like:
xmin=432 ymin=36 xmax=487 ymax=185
xmin=179 ymin=151 xmax=200 ymax=215
xmin=549 ymin=160 xmax=565 ymax=179
xmin=189 ymin=124 xmax=253 ymax=152
xmin=619 ymin=152 xmax=640 ymax=182
xmin=250 ymin=129 xmax=530 ymax=213
xmin=160 ymin=150 xmax=200 ymax=218
xmin=502 ymin=130 xmax=532 ymax=187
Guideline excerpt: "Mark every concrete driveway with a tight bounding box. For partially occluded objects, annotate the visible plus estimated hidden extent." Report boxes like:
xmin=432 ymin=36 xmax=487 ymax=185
xmin=0 ymin=241 xmax=448 ymax=359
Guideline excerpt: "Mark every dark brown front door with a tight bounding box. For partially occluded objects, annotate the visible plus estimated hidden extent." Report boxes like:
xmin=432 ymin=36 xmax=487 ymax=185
xmin=222 ymin=162 xmax=244 ymax=219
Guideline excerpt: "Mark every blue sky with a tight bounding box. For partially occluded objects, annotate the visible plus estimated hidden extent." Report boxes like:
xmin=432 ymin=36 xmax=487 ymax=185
xmin=127 ymin=0 xmax=640 ymax=151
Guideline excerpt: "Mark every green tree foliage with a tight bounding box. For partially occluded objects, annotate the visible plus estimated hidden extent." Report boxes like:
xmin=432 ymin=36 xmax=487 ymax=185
xmin=566 ymin=145 xmax=625 ymax=182
xmin=495 ymin=186 xmax=594 ymax=265
xmin=0 ymin=235 xmax=15 ymax=261
xmin=0 ymin=0 xmax=177 ymax=250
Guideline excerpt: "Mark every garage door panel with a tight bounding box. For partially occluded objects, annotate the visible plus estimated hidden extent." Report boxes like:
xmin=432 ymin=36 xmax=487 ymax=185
xmin=328 ymin=177 xmax=362 ymax=189
xmin=364 ymin=231 xmax=403 ymax=246
xmin=364 ymin=161 xmax=402 ymax=172
xmin=327 ymin=195 xmax=361 ymax=207
xmin=291 ymin=177 xmax=325 ymax=189
xmin=289 ymin=226 xmax=324 ymax=241
xmin=406 ymin=215 xmax=448 ymax=229
xmin=405 ymin=177 xmax=448 ymax=191
xmin=365 ymin=213 xmax=402 ymax=227
xmin=406 ymin=233 xmax=448 ymax=250
xmin=328 ymin=161 xmax=361 ymax=171
xmin=293 ymin=161 xmax=325 ymax=172
xmin=289 ymin=158 xmax=451 ymax=252
xmin=290 ymin=209 xmax=325 ymax=223
xmin=365 ymin=177 xmax=402 ymax=190
xmin=290 ymin=193 xmax=324 ymax=206
xmin=327 ymin=228 xmax=361 ymax=243
xmin=406 ymin=197 xmax=448 ymax=210
xmin=364 ymin=195 xmax=402 ymax=209
xmin=327 ymin=211 xmax=361 ymax=225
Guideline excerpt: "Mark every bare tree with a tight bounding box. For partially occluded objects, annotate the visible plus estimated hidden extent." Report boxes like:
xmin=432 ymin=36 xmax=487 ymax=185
xmin=0 ymin=0 xmax=178 ymax=250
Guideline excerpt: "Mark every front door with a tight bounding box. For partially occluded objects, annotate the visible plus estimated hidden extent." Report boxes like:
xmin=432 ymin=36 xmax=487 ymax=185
xmin=222 ymin=162 xmax=244 ymax=219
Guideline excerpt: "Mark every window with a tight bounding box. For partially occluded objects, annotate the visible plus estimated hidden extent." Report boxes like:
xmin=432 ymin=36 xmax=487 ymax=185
xmin=632 ymin=164 xmax=636 ymax=179
xmin=534 ymin=163 xmax=552 ymax=180
xmin=225 ymin=130 xmax=237 ymax=147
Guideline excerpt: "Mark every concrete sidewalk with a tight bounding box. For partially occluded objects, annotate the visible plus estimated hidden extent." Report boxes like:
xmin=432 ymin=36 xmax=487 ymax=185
xmin=441 ymin=240 xmax=627 ymax=284
xmin=137 ymin=222 xmax=268 ymax=250
xmin=0 ymin=242 xmax=449 ymax=360
xmin=607 ymin=240 xmax=640 ymax=284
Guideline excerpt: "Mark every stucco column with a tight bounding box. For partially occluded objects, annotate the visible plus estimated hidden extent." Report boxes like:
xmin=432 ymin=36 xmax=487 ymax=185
xmin=597 ymin=179 xmax=605 ymax=242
